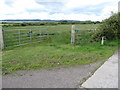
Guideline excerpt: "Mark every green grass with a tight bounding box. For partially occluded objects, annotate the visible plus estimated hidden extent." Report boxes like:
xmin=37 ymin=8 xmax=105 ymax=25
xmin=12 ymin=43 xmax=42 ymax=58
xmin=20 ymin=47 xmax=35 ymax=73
xmin=2 ymin=41 xmax=118 ymax=74
xmin=2 ymin=24 xmax=119 ymax=74
xmin=0 ymin=23 xmax=12 ymax=26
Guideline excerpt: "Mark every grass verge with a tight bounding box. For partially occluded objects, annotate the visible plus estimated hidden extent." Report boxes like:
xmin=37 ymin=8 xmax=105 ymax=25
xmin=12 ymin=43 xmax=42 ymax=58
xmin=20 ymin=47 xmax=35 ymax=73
xmin=2 ymin=40 xmax=118 ymax=75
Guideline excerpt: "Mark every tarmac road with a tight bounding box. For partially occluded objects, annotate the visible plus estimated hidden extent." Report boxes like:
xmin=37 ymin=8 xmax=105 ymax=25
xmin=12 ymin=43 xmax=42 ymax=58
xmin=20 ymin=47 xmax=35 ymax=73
xmin=2 ymin=61 xmax=103 ymax=88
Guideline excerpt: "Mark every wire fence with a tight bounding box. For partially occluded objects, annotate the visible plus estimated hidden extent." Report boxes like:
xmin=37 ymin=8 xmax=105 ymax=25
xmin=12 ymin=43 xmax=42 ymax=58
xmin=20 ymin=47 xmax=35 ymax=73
xmin=3 ymin=28 xmax=54 ymax=48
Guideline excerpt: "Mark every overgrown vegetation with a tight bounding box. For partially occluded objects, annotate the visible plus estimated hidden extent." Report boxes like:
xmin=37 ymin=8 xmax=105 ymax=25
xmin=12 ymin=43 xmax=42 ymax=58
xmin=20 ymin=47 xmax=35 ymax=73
xmin=93 ymin=12 xmax=120 ymax=41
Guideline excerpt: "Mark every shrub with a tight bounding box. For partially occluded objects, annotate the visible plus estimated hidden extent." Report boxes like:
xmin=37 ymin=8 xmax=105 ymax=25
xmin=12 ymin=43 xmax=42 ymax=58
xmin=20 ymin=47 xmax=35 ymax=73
xmin=93 ymin=12 xmax=120 ymax=41
xmin=21 ymin=23 xmax=27 ymax=26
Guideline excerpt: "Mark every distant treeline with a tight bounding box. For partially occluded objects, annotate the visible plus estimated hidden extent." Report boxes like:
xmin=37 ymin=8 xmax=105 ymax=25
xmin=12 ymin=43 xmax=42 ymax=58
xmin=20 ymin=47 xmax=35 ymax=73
xmin=2 ymin=20 xmax=101 ymax=27
xmin=58 ymin=20 xmax=101 ymax=24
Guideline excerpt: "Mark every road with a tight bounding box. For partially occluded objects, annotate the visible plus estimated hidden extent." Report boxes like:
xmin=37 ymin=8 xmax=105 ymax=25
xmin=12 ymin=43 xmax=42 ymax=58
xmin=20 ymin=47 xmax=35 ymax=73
xmin=2 ymin=50 xmax=119 ymax=88
xmin=81 ymin=50 xmax=119 ymax=88
xmin=2 ymin=61 xmax=103 ymax=88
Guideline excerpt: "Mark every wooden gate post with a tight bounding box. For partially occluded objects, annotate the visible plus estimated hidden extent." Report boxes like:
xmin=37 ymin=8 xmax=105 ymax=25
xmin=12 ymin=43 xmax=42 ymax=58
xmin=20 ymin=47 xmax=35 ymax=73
xmin=71 ymin=25 xmax=75 ymax=44
xmin=0 ymin=26 xmax=4 ymax=49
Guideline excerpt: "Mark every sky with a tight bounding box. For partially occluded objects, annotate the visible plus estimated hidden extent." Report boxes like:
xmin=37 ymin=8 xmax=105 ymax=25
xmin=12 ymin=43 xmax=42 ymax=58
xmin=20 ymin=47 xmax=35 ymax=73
xmin=0 ymin=0 xmax=119 ymax=21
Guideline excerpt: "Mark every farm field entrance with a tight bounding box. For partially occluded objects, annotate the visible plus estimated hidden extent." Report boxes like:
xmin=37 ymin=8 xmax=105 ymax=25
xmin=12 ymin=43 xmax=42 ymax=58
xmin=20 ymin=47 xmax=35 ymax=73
xmin=2 ymin=24 xmax=118 ymax=74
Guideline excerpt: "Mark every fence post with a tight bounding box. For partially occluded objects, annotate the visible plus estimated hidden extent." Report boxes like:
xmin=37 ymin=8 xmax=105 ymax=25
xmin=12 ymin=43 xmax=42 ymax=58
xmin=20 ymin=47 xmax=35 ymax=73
xmin=71 ymin=25 xmax=75 ymax=44
xmin=101 ymin=36 xmax=104 ymax=45
xmin=46 ymin=31 xmax=48 ymax=40
xmin=0 ymin=26 xmax=4 ymax=49
xmin=30 ymin=29 xmax=32 ymax=41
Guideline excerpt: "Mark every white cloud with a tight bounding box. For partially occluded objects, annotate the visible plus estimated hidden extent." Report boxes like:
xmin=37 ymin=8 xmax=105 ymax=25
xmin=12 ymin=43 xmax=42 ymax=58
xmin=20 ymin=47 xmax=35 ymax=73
xmin=0 ymin=0 xmax=16 ymax=15
xmin=0 ymin=0 xmax=44 ymax=15
xmin=12 ymin=0 xmax=44 ymax=10
xmin=65 ymin=0 xmax=117 ymax=9
xmin=102 ymin=5 xmax=118 ymax=16
xmin=0 ymin=0 xmax=119 ymax=20
xmin=48 ymin=13 xmax=108 ymax=21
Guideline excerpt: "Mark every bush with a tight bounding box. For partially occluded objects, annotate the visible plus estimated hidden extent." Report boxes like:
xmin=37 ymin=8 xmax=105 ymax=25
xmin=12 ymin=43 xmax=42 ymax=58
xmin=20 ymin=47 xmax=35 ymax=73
xmin=93 ymin=12 xmax=120 ymax=41
xmin=21 ymin=23 xmax=27 ymax=26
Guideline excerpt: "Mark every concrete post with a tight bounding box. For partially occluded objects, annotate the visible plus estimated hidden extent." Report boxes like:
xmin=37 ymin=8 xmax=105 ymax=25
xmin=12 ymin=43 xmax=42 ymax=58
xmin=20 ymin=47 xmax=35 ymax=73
xmin=101 ymin=36 xmax=104 ymax=45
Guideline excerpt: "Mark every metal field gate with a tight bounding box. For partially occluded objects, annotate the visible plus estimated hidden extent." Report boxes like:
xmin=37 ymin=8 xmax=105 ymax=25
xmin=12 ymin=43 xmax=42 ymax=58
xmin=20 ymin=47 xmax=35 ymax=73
xmin=2 ymin=28 xmax=53 ymax=48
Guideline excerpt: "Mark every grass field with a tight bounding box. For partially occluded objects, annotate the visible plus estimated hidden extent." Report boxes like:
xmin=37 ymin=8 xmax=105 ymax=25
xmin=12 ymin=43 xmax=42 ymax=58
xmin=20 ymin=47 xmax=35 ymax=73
xmin=3 ymin=24 xmax=99 ymax=48
xmin=2 ymin=24 xmax=118 ymax=74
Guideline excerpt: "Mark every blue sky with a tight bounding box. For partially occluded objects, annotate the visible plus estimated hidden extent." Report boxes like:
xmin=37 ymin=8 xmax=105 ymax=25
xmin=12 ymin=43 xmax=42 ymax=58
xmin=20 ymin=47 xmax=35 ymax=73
xmin=0 ymin=0 xmax=119 ymax=21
